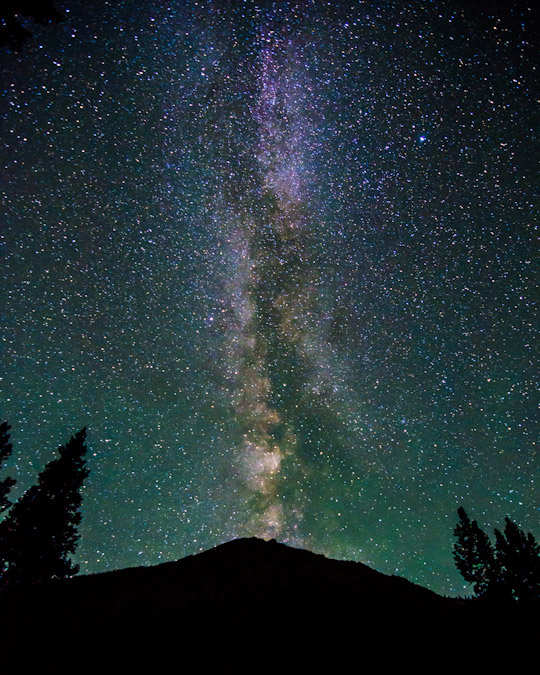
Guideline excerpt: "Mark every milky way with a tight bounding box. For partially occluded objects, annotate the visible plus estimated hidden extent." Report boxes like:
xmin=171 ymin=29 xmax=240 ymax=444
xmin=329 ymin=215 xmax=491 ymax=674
xmin=0 ymin=0 xmax=538 ymax=595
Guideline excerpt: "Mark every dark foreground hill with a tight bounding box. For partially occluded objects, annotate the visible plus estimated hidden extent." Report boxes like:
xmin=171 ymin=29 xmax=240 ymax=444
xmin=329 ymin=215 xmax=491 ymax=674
xmin=2 ymin=538 xmax=537 ymax=670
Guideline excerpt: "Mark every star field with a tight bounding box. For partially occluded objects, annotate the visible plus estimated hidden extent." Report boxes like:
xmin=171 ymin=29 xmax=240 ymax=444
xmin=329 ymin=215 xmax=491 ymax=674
xmin=0 ymin=0 xmax=538 ymax=595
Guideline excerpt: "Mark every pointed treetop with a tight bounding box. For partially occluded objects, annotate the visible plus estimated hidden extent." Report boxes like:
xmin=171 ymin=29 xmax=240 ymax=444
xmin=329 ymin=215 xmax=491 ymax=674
xmin=1 ymin=427 xmax=89 ymax=587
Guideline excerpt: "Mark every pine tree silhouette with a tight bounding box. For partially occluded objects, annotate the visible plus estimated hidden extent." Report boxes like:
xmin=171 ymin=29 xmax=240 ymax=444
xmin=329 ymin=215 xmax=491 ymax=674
xmin=0 ymin=421 xmax=16 ymax=513
xmin=494 ymin=518 xmax=540 ymax=604
xmin=0 ymin=1 xmax=62 ymax=50
xmin=453 ymin=506 xmax=499 ymax=596
xmin=0 ymin=428 xmax=89 ymax=588
xmin=453 ymin=507 xmax=540 ymax=605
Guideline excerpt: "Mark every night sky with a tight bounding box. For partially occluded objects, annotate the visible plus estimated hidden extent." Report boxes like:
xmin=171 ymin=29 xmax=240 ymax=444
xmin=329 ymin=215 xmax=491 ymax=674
xmin=1 ymin=0 xmax=538 ymax=596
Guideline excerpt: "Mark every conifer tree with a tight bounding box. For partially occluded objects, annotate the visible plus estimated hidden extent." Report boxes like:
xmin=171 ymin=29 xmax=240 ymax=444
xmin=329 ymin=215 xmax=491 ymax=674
xmin=453 ymin=506 xmax=498 ymax=596
xmin=0 ymin=428 xmax=89 ymax=588
xmin=0 ymin=421 xmax=16 ymax=513
xmin=494 ymin=518 xmax=540 ymax=604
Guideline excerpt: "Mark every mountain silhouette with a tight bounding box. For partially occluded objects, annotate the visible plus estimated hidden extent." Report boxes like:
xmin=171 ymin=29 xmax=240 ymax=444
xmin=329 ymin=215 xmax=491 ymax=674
xmin=2 ymin=537 xmax=536 ymax=671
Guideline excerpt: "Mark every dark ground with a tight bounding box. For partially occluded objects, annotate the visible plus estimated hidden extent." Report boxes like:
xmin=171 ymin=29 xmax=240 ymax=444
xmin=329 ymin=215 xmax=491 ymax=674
xmin=2 ymin=538 xmax=537 ymax=671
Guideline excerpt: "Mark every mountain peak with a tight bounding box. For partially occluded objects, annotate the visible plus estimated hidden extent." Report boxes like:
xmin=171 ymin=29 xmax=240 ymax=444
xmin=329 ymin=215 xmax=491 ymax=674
xmin=3 ymin=536 xmax=535 ymax=672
